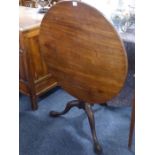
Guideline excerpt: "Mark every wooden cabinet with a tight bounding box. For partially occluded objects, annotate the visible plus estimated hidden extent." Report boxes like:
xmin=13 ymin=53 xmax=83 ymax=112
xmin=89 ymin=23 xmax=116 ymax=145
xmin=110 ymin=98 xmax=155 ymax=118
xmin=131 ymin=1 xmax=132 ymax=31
xmin=19 ymin=7 xmax=57 ymax=110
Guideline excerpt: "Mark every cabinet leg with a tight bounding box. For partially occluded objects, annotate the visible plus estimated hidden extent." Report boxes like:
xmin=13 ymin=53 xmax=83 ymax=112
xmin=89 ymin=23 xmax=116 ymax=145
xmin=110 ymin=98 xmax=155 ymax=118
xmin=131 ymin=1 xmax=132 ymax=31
xmin=30 ymin=95 xmax=38 ymax=110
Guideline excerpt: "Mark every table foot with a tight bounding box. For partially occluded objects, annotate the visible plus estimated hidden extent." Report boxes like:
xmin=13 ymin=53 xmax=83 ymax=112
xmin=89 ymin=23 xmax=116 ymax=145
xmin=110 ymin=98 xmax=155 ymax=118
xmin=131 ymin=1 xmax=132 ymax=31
xmin=49 ymin=100 xmax=102 ymax=154
xmin=84 ymin=103 xmax=102 ymax=154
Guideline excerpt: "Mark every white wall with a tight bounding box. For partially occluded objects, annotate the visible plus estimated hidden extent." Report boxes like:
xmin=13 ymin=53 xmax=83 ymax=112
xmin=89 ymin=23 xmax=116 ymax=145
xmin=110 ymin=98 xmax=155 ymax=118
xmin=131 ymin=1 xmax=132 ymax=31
xmin=82 ymin=0 xmax=135 ymax=20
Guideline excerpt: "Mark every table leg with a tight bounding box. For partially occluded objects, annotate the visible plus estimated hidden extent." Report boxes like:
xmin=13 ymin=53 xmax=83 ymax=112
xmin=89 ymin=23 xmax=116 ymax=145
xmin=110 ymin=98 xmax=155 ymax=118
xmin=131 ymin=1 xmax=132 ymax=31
xmin=49 ymin=100 xmax=102 ymax=154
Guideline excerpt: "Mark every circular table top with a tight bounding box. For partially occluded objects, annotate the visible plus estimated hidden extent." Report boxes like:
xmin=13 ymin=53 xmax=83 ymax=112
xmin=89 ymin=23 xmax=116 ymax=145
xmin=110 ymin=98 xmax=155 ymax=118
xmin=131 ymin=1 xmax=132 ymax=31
xmin=39 ymin=0 xmax=128 ymax=104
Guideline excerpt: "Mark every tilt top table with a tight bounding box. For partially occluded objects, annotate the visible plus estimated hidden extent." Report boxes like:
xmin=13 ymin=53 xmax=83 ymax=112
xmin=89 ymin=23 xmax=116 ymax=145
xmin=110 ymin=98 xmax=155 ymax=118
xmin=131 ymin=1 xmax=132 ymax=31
xmin=39 ymin=1 xmax=128 ymax=154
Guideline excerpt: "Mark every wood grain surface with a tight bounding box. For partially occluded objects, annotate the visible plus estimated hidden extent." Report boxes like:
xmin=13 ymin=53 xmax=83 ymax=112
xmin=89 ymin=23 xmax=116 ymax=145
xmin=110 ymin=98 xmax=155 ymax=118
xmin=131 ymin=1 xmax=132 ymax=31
xmin=39 ymin=0 xmax=128 ymax=104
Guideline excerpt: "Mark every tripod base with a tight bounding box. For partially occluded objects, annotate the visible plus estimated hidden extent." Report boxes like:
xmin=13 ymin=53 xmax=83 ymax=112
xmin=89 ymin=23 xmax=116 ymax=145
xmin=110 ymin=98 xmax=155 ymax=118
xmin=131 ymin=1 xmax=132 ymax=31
xmin=49 ymin=100 xmax=102 ymax=154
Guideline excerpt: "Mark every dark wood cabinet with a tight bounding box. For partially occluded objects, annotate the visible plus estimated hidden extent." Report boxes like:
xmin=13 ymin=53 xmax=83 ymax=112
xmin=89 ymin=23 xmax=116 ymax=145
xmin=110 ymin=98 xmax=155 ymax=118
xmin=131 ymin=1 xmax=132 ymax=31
xmin=19 ymin=7 xmax=57 ymax=110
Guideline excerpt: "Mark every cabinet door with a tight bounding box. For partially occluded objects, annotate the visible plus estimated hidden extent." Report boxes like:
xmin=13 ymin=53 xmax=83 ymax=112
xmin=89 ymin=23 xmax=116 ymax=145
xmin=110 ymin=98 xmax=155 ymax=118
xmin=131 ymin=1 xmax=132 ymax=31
xmin=20 ymin=28 xmax=57 ymax=96
xmin=23 ymin=28 xmax=51 ymax=83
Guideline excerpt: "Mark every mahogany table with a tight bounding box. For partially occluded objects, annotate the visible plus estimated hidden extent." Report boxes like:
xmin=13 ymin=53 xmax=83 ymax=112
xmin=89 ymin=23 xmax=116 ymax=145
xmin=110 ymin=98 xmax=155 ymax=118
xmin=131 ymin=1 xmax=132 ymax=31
xmin=39 ymin=1 xmax=128 ymax=153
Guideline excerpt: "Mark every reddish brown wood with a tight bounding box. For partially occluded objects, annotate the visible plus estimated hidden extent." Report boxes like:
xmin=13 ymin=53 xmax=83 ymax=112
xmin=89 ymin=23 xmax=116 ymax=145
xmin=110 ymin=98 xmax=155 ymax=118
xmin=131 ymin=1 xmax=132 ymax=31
xmin=39 ymin=1 xmax=128 ymax=104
